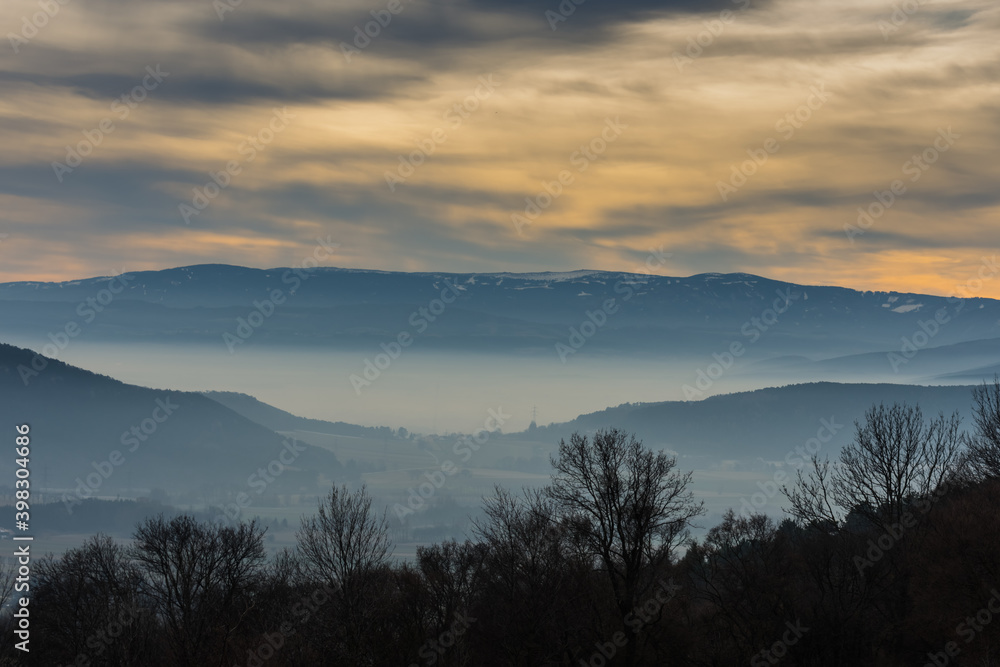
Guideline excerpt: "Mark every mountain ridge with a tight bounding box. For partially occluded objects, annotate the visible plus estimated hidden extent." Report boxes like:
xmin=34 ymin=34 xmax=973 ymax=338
xmin=1 ymin=265 xmax=995 ymax=359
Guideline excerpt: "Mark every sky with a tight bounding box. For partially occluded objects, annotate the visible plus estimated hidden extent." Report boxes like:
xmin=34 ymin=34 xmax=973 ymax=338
xmin=1 ymin=0 xmax=998 ymax=297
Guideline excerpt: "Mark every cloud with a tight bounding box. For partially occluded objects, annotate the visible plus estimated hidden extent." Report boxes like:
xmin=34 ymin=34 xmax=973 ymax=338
xmin=201 ymin=0 xmax=770 ymax=51
xmin=0 ymin=0 xmax=998 ymax=298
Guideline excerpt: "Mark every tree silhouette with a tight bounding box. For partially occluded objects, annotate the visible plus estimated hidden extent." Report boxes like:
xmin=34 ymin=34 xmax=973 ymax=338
xmin=296 ymin=484 xmax=392 ymax=663
xmin=966 ymin=375 xmax=1000 ymax=479
xmin=783 ymin=403 xmax=965 ymax=532
xmin=547 ymin=428 xmax=703 ymax=667
xmin=129 ymin=515 xmax=265 ymax=666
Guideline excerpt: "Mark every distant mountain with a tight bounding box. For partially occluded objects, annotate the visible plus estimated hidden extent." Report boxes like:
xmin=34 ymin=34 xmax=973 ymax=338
xmin=0 ymin=265 xmax=997 ymax=362
xmin=531 ymin=382 xmax=982 ymax=461
xmin=752 ymin=338 xmax=1000 ymax=382
xmin=203 ymin=390 xmax=393 ymax=439
xmin=0 ymin=342 xmax=343 ymax=496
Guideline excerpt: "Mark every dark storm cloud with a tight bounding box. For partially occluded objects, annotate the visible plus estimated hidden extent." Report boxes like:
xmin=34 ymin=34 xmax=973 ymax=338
xmin=201 ymin=0 xmax=766 ymax=52
xmin=0 ymin=66 xmax=426 ymax=105
xmin=217 ymin=179 xmax=519 ymax=234
xmin=0 ymin=162 xmax=204 ymax=230
xmin=588 ymin=189 xmax=852 ymax=237
xmin=813 ymin=228 xmax=972 ymax=250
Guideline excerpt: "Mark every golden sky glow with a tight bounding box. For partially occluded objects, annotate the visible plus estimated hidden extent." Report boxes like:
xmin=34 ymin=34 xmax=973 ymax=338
xmin=1 ymin=0 xmax=998 ymax=296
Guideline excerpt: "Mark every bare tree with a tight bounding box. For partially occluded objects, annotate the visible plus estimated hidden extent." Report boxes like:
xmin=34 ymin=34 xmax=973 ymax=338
xmin=547 ymin=428 xmax=703 ymax=667
xmin=783 ymin=403 xmax=966 ymax=532
xmin=471 ymin=486 xmax=587 ymax=666
xmin=32 ymin=534 xmax=156 ymax=666
xmin=0 ymin=558 xmax=28 ymax=664
xmin=686 ymin=512 xmax=777 ymax=661
xmin=130 ymin=515 xmax=266 ymax=667
xmin=296 ymin=484 xmax=392 ymax=663
xmin=296 ymin=484 xmax=391 ymax=588
xmin=966 ymin=376 xmax=1000 ymax=478
xmin=472 ymin=486 xmax=566 ymax=587
xmin=0 ymin=558 xmax=15 ymax=611
xmin=412 ymin=540 xmax=484 ymax=667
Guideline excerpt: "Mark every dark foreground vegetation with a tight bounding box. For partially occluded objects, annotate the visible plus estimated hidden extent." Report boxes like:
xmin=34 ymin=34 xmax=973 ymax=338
xmin=5 ymin=380 xmax=1000 ymax=667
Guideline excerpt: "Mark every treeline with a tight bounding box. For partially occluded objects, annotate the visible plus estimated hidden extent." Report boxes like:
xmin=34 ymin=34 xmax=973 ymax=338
xmin=5 ymin=381 xmax=1000 ymax=666
xmin=6 ymin=498 xmax=292 ymax=538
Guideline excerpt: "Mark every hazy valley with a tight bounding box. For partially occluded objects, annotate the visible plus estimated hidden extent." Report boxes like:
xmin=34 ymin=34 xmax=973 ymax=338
xmin=2 ymin=265 xmax=997 ymax=558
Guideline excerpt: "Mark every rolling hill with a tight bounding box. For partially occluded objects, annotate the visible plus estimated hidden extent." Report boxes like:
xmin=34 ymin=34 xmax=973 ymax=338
xmin=0 ymin=342 xmax=345 ymax=496
xmin=530 ymin=381 xmax=984 ymax=461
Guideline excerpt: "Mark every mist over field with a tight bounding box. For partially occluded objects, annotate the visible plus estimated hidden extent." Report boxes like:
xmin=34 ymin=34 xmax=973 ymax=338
xmin=0 ymin=338 xmax=949 ymax=436
xmin=1 ymin=339 xmax=694 ymax=434
xmin=2 ymin=265 xmax=997 ymax=435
